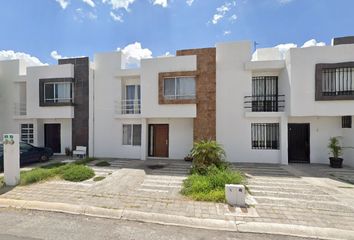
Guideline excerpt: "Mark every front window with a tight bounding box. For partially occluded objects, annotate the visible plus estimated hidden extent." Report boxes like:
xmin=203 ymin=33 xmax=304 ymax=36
xmin=163 ymin=77 xmax=196 ymax=100
xmin=122 ymin=124 xmax=141 ymax=146
xmin=21 ymin=124 xmax=34 ymax=144
xmin=44 ymin=82 xmax=73 ymax=103
xmin=251 ymin=123 xmax=279 ymax=150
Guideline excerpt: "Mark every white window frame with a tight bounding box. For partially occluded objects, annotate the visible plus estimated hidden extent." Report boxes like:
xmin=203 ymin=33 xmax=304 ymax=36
xmin=44 ymin=82 xmax=73 ymax=103
xmin=122 ymin=124 xmax=142 ymax=146
xmin=123 ymin=84 xmax=141 ymax=114
xmin=163 ymin=76 xmax=196 ymax=100
xmin=21 ymin=123 xmax=34 ymax=144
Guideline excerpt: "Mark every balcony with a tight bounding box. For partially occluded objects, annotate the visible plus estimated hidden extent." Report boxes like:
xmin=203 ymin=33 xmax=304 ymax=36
xmin=115 ymin=99 xmax=141 ymax=116
xmin=14 ymin=102 xmax=27 ymax=116
xmin=244 ymin=95 xmax=285 ymax=112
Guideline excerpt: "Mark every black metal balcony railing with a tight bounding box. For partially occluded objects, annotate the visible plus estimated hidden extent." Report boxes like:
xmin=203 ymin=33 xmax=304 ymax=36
xmin=244 ymin=95 xmax=285 ymax=112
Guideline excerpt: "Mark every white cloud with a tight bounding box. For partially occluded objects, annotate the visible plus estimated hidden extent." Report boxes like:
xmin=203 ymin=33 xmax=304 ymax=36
xmin=223 ymin=30 xmax=231 ymax=36
xmin=102 ymin=0 xmax=135 ymax=10
xmin=153 ymin=0 xmax=168 ymax=7
xmin=0 ymin=50 xmax=45 ymax=66
xmin=301 ymin=39 xmax=326 ymax=48
xmin=278 ymin=0 xmax=293 ymax=4
xmin=274 ymin=43 xmax=297 ymax=58
xmin=211 ymin=1 xmax=236 ymax=24
xmin=50 ymin=50 xmax=85 ymax=61
xmin=118 ymin=42 xmax=152 ymax=67
xmin=110 ymin=11 xmax=123 ymax=22
xmin=158 ymin=52 xmax=174 ymax=58
xmin=82 ymin=0 xmax=95 ymax=7
xmin=229 ymin=14 xmax=237 ymax=22
xmin=55 ymin=0 xmax=69 ymax=9
xmin=186 ymin=0 xmax=194 ymax=6
xmin=50 ymin=50 xmax=62 ymax=60
xmin=75 ymin=8 xmax=97 ymax=21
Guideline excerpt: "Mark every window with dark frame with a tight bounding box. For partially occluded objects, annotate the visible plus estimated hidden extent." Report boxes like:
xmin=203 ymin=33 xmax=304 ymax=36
xmin=342 ymin=116 xmax=352 ymax=128
xmin=122 ymin=124 xmax=141 ymax=146
xmin=322 ymin=67 xmax=354 ymax=96
xmin=251 ymin=76 xmax=279 ymax=112
xmin=251 ymin=123 xmax=279 ymax=150
xmin=163 ymin=77 xmax=196 ymax=100
xmin=44 ymin=82 xmax=73 ymax=103
xmin=21 ymin=124 xmax=34 ymax=144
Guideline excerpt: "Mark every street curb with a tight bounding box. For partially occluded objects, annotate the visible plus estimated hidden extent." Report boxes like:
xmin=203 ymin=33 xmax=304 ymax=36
xmin=0 ymin=198 xmax=353 ymax=240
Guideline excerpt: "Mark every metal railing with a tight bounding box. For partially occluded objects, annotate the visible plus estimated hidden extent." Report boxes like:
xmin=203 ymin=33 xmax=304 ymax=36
xmin=244 ymin=95 xmax=285 ymax=112
xmin=115 ymin=99 xmax=141 ymax=115
xmin=14 ymin=102 xmax=27 ymax=116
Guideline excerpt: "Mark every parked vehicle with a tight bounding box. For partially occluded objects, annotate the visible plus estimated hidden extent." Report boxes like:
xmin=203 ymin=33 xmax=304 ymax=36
xmin=0 ymin=142 xmax=53 ymax=171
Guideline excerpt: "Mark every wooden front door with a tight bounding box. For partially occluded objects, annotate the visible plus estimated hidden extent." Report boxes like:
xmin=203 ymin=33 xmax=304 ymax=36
xmin=44 ymin=124 xmax=61 ymax=153
xmin=288 ymin=124 xmax=310 ymax=163
xmin=149 ymin=124 xmax=169 ymax=157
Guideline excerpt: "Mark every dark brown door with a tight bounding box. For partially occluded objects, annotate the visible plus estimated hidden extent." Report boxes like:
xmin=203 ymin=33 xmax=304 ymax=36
xmin=44 ymin=124 xmax=61 ymax=153
xmin=288 ymin=124 xmax=310 ymax=163
xmin=149 ymin=124 xmax=169 ymax=157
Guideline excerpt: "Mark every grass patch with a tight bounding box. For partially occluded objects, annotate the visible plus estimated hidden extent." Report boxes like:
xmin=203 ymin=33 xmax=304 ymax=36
xmin=19 ymin=162 xmax=95 ymax=185
xmin=20 ymin=168 xmax=57 ymax=185
xmin=181 ymin=166 xmax=245 ymax=202
xmin=95 ymin=161 xmax=111 ymax=167
xmin=74 ymin=157 xmax=97 ymax=165
xmin=93 ymin=176 xmax=106 ymax=182
xmin=62 ymin=165 xmax=95 ymax=182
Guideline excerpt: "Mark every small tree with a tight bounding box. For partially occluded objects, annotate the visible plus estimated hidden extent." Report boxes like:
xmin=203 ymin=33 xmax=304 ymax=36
xmin=328 ymin=137 xmax=342 ymax=159
xmin=191 ymin=140 xmax=227 ymax=174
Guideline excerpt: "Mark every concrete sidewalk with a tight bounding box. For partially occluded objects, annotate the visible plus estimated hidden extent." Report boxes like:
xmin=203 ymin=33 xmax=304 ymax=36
xmin=1 ymin=159 xmax=354 ymax=240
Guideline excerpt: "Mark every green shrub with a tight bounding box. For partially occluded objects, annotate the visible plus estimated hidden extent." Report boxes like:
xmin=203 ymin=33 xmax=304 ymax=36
xmin=181 ymin=166 xmax=245 ymax=202
xmin=75 ymin=157 xmax=96 ymax=165
xmin=62 ymin=164 xmax=95 ymax=182
xmin=95 ymin=161 xmax=111 ymax=167
xmin=191 ymin=140 xmax=227 ymax=174
xmin=20 ymin=168 xmax=57 ymax=185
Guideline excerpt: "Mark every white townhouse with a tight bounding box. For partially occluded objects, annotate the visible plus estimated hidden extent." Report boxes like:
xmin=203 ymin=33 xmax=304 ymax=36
xmin=1 ymin=36 xmax=354 ymax=166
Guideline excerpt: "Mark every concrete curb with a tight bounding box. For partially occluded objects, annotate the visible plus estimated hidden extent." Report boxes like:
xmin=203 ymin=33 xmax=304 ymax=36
xmin=0 ymin=198 xmax=353 ymax=240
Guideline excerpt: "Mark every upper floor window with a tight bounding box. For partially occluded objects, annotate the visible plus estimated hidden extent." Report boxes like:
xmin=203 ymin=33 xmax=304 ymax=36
xmin=122 ymin=85 xmax=141 ymax=114
xmin=315 ymin=62 xmax=354 ymax=101
xmin=322 ymin=67 xmax=354 ymax=96
xmin=44 ymin=82 xmax=73 ymax=103
xmin=163 ymin=77 xmax=196 ymax=100
xmin=245 ymin=76 xmax=284 ymax=112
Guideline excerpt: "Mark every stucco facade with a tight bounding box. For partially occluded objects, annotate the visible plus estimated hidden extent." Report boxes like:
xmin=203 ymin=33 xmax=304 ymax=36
xmin=1 ymin=37 xmax=354 ymax=167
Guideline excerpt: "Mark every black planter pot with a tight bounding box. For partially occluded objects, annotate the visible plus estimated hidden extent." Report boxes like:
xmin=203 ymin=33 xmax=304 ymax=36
xmin=329 ymin=157 xmax=343 ymax=168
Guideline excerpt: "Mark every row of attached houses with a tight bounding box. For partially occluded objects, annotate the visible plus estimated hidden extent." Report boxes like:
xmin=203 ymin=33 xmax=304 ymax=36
xmin=1 ymin=36 xmax=354 ymax=166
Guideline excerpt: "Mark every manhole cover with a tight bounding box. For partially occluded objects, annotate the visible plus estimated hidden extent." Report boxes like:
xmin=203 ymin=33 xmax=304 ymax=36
xmin=147 ymin=164 xmax=165 ymax=170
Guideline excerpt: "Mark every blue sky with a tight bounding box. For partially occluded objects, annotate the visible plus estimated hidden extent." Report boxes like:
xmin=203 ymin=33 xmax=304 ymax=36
xmin=0 ymin=0 xmax=353 ymax=65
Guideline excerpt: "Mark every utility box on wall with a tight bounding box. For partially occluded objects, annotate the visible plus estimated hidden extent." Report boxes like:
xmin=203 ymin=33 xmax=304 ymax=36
xmin=225 ymin=184 xmax=246 ymax=207
xmin=3 ymin=134 xmax=20 ymax=186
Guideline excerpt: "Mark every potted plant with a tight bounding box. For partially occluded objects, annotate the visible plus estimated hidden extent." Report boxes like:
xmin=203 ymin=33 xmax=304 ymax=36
xmin=65 ymin=147 xmax=72 ymax=157
xmin=328 ymin=137 xmax=343 ymax=168
xmin=184 ymin=153 xmax=193 ymax=162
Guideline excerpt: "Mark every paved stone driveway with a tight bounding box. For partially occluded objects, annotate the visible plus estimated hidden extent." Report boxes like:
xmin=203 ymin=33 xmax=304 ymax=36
xmin=232 ymin=163 xmax=354 ymax=231
xmin=1 ymin=159 xmax=354 ymax=231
